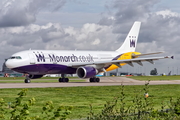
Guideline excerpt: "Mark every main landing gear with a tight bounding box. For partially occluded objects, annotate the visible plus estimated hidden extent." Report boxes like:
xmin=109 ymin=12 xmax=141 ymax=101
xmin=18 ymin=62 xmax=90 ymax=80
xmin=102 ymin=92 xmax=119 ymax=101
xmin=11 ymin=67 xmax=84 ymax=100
xmin=89 ymin=77 xmax=100 ymax=82
xmin=58 ymin=74 xmax=100 ymax=83
xmin=58 ymin=74 xmax=69 ymax=83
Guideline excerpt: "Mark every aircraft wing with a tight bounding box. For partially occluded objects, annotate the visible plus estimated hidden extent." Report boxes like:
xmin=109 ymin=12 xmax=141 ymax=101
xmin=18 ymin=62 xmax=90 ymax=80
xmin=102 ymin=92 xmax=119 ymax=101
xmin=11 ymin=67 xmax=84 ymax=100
xmin=132 ymin=51 xmax=164 ymax=58
xmin=68 ymin=56 xmax=173 ymax=68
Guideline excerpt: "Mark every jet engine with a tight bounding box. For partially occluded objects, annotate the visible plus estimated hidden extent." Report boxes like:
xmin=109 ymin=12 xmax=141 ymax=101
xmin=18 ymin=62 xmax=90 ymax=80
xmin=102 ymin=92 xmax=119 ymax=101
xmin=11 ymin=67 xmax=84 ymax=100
xmin=76 ymin=66 xmax=98 ymax=78
xmin=29 ymin=74 xmax=44 ymax=79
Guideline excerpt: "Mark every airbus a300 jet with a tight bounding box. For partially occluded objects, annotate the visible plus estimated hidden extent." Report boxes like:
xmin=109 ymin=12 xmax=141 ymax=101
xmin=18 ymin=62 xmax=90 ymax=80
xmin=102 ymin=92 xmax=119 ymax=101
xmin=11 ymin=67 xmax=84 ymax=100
xmin=5 ymin=21 xmax=173 ymax=83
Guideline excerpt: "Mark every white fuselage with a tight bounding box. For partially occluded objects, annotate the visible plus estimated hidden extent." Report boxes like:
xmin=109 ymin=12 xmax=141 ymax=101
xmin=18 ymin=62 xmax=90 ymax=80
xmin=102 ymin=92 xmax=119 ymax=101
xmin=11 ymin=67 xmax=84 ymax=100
xmin=6 ymin=50 xmax=123 ymax=75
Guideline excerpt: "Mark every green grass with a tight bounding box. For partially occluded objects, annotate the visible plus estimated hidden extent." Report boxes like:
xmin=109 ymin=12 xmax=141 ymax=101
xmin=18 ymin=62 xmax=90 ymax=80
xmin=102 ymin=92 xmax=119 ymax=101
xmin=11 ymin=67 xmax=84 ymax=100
xmin=128 ymin=75 xmax=180 ymax=81
xmin=1 ymin=84 xmax=180 ymax=119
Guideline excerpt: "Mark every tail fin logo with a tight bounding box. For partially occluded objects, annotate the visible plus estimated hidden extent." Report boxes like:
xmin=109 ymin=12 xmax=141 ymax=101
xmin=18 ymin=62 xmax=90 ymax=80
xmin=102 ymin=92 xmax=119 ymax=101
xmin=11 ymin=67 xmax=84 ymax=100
xmin=129 ymin=36 xmax=136 ymax=48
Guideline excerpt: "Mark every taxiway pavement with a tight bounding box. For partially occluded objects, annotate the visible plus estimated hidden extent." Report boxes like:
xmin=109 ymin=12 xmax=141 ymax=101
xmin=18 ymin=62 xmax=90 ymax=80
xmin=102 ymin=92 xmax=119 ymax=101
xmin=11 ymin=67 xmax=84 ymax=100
xmin=1 ymin=77 xmax=180 ymax=89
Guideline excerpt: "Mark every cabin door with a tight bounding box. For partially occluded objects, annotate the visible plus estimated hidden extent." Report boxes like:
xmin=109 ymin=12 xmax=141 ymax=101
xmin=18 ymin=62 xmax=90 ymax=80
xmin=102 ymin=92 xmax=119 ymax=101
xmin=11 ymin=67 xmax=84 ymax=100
xmin=28 ymin=53 xmax=36 ymax=64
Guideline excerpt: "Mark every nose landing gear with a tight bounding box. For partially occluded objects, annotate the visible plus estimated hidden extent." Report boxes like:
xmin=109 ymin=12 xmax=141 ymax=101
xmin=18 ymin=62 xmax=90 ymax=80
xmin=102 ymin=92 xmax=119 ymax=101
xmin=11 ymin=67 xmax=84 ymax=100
xmin=24 ymin=75 xmax=31 ymax=83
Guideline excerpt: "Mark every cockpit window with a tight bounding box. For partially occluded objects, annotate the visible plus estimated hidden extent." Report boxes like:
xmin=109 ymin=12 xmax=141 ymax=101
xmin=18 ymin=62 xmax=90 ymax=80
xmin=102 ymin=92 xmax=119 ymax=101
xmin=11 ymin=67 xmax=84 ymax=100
xmin=10 ymin=57 xmax=16 ymax=59
xmin=16 ymin=56 xmax=22 ymax=59
xmin=10 ymin=56 xmax=22 ymax=59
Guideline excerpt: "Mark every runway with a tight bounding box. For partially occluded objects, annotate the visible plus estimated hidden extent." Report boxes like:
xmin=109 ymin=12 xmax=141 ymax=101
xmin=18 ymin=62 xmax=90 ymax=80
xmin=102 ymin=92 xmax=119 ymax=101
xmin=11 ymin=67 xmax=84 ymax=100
xmin=1 ymin=77 xmax=180 ymax=89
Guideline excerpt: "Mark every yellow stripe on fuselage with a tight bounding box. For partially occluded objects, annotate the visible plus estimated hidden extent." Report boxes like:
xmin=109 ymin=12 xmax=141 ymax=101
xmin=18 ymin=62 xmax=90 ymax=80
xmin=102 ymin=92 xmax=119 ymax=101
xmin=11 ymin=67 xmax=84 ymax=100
xmin=106 ymin=52 xmax=141 ymax=71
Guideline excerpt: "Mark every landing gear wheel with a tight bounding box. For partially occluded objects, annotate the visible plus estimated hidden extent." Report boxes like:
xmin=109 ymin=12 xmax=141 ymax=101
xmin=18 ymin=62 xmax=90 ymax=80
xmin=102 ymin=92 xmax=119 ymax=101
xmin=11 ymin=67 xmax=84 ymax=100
xmin=58 ymin=74 xmax=69 ymax=83
xmin=89 ymin=78 xmax=94 ymax=82
xmin=58 ymin=78 xmax=69 ymax=82
xmin=95 ymin=78 xmax=100 ymax=82
xmin=24 ymin=79 xmax=31 ymax=83
xmin=58 ymin=78 xmax=62 ymax=82
xmin=64 ymin=78 xmax=69 ymax=82
xmin=89 ymin=78 xmax=100 ymax=82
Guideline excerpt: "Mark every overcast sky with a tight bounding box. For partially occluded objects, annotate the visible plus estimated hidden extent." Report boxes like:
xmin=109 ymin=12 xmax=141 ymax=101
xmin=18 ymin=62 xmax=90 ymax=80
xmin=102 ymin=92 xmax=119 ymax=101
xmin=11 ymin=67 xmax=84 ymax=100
xmin=0 ymin=0 xmax=180 ymax=75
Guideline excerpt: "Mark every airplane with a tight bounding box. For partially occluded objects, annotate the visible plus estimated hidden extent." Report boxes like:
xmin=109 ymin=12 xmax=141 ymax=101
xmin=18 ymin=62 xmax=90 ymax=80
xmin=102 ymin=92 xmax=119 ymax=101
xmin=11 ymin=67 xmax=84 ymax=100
xmin=5 ymin=21 xmax=173 ymax=83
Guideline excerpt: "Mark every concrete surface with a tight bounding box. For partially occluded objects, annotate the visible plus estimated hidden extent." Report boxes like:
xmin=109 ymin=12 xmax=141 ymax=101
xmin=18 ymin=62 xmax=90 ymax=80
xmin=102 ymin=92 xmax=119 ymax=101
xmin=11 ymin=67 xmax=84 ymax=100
xmin=0 ymin=77 xmax=180 ymax=89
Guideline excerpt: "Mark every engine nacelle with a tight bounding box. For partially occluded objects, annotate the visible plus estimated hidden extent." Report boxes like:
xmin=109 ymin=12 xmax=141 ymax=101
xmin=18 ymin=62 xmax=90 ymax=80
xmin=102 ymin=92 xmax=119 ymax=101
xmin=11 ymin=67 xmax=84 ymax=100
xmin=76 ymin=66 xmax=98 ymax=78
xmin=29 ymin=74 xmax=44 ymax=79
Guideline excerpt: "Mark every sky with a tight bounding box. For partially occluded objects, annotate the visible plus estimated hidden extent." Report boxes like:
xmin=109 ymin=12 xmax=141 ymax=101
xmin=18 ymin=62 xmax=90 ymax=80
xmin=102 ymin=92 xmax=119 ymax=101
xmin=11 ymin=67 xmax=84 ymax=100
xmin=0 ymin=0 xmax=180 ymax=75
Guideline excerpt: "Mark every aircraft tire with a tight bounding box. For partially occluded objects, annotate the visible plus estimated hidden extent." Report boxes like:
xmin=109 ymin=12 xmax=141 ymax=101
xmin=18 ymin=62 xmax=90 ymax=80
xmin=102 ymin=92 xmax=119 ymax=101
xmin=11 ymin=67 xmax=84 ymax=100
xmin=90 ymin=78 xmax=99 ymax=82
xmin=59 ymin=78 xmax=62 ymax=82
xmin=65 ymin=78 xmax=69 ymax=82
xmin=89 ymin=78 xmax=94 ymax=82
xmin=24 ymin=79 xmax=31 ymax=83
xmin=95 ymin=78 xmax=100 ymax=82
xmin=59 ymin=78 xmax=69 ymax=82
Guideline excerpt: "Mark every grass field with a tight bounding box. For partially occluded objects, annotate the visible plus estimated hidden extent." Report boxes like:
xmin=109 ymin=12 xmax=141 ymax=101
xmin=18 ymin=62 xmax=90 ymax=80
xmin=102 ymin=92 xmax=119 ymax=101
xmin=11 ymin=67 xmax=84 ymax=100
xmin=128 ymin=75 xmax=180 ymax=81
xmin=1 ymin=84 xmax=180 ymax=119
xmin=0 ymin=75 xmax=180 ymax=118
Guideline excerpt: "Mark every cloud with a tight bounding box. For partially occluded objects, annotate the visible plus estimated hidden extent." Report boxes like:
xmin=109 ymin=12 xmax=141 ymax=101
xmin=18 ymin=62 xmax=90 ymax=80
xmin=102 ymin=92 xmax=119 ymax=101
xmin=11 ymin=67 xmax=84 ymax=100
xmin=113 ymin=0 xmax=160 ymax=23
xmin=0 ymin=0 xmax=66 ymax=27
xmin=98 ymin=16 xmax=115 ymax=26
xmin=0 ymin=0 xmax=179 ymax=75
xmin=99 ymin=0 xmax=180 ymax=55
xmin=0 ymin=22 xmax=117 ymax=56
xmin=91 ymin=38 xmax=100 ymax=45
xmin=97 ymin=0 xmax=180 ymax=74
xmin=156 ymin=9 xmax=180 ymax=18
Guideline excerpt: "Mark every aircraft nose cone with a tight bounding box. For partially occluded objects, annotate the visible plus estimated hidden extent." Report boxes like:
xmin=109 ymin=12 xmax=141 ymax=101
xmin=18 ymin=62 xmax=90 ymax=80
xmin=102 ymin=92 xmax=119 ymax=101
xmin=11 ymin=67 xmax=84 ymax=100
xmin=5 ymin=60 xmax=13 ymax=69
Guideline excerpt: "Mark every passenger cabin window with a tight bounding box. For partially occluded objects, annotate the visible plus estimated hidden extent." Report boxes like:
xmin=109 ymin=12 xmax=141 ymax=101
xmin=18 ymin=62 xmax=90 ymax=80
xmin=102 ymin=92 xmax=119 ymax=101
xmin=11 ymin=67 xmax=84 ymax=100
xmin=10 ymin=56 xmax=22 ymax=59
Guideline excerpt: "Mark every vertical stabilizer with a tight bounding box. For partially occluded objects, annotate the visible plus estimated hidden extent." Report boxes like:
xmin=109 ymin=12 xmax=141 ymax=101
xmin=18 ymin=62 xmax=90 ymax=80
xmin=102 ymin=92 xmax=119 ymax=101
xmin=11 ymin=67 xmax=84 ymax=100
xmin=116 ymin=21 xmax=141 ymax=52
